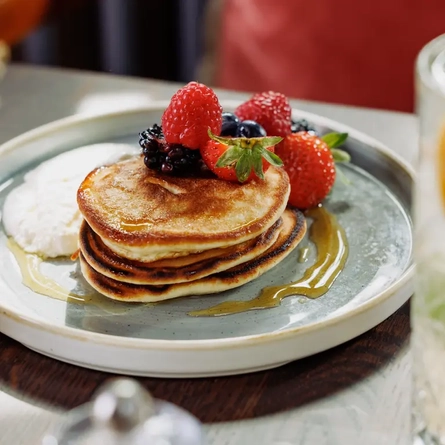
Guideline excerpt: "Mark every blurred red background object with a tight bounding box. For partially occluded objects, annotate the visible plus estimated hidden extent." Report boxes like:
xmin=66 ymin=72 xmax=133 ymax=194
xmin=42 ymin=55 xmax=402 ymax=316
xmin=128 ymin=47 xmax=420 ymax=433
xmin=0 ymin=0 xmax=49 ymax=45
xmin=217 ymin=0 xmax=445 ymax=112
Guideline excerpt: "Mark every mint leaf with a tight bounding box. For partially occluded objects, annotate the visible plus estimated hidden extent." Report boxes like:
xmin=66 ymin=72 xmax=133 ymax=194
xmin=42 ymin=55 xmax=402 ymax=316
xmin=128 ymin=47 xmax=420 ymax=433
xmin=321 ymin=132 xmax=348 ymax=148
xmin=331 ymin=148 xmax=351 ymax=163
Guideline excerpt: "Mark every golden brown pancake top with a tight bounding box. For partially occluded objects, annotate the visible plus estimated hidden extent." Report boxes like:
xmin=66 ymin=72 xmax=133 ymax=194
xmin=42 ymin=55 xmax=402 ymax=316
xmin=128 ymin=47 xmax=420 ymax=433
xmin=77 ymin=157 xmax=290 ymax=251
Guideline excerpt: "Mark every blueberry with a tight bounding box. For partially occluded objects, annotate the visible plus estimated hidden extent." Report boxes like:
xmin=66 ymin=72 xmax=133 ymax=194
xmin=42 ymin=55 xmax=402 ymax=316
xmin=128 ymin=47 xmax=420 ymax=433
xmin=221 ymin=121 xmax=239 ymax=136
xmin=222 ymin=112 xmax=240 ymax=124
xmin=221 ymin=112 xmax=240 ymax=136
xmin=236 ymin=120 xmax=267 ymax=138
xmin=291 ymin=118 xmax=318 ymax=135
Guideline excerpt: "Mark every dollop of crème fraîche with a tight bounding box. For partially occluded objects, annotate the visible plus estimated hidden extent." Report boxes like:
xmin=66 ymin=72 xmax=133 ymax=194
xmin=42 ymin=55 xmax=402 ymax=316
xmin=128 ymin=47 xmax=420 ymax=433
xmin=3 ymin=143 xmax=139 ymax=258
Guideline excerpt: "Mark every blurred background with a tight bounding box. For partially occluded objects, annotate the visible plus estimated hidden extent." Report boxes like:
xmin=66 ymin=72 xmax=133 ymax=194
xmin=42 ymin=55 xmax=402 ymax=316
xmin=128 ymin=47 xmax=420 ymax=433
xmin=2 ymin=0 xmax=445 ymax=113
xmin=6 ymin=0 xmax=211 ymax=83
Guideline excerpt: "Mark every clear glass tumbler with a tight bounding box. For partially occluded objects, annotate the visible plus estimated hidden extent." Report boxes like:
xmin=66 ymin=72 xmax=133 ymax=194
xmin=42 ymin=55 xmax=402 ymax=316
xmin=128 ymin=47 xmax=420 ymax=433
xmin=413 ymin=33 xmax=445 ymax=444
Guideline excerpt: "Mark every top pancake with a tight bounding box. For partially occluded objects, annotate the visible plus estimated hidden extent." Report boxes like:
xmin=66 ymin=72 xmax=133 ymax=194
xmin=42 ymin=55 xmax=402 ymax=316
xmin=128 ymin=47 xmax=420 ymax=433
xmin=77 ymin=156 xmax=290 ymax=261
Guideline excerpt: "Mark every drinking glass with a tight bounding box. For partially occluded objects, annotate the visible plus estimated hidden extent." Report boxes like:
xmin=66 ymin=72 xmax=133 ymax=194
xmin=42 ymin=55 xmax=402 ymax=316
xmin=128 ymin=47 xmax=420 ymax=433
xmin=413 ymin=33 xmax=445 ymax=444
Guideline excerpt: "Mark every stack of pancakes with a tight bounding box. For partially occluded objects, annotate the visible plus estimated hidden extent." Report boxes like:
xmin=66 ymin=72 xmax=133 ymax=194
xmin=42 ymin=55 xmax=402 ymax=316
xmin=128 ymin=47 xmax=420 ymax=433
xmin=77 ymin=157 xmax=306 ymax=302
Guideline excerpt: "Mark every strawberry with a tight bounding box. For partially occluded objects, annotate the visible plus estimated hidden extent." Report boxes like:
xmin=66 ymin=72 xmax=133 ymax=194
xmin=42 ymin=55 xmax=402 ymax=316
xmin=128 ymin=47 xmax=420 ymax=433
xmin=276 ymin=132 xmax=350 ymax=209
xmin=161 ymin=81 xmax=222 ymax=149
xmin=200 ymin=130 xmax=283 ymax=182
xmin=235 ymin=91 xmax=292 ymax=137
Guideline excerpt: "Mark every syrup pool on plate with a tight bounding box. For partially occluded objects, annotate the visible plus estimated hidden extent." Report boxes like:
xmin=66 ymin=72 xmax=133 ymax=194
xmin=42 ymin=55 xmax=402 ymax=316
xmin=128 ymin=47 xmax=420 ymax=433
xmin=190 ymin=207 xmax=349 ymax=317
xmin=7 ymin=205 xmax=349 ymax=317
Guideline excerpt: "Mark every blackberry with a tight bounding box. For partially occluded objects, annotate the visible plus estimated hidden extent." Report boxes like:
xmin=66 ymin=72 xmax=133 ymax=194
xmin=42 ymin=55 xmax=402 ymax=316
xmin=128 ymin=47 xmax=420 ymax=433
xmin=139 ymin=125 xmax=205 ymax=176
xmin=141 ymin=123 xmax=163 ymax=139
xmin=139 ymin=123 xmax=164 ymax=153
xmin=291 ymin=119 xmax=318 ymax=135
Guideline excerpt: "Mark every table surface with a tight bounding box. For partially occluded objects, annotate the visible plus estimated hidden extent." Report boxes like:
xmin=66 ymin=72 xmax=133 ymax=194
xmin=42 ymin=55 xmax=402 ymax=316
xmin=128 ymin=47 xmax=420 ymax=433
xmin=0 ymin=64 xmax=416 ymax=445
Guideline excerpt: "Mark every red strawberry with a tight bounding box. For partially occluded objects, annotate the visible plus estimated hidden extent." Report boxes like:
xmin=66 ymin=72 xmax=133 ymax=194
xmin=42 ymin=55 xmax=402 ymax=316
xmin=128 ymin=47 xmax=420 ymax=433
xmin=161 ymin=82 xmax=222 ymax=149
xmin=200 ymin=131 xmax=283 ymax=182
xmin=276 ymin=132 xmax=350 ymax=209
xmin=235 ymin=91 xmax=292 ymax=137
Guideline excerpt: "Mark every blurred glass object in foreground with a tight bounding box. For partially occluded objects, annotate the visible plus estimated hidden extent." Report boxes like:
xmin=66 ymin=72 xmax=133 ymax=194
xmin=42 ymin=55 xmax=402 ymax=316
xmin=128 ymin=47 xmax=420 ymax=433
xmin=413 ymin=33 xmax=445 ymax=444
xmin=42 ymin=378 xmax=203 ymax=445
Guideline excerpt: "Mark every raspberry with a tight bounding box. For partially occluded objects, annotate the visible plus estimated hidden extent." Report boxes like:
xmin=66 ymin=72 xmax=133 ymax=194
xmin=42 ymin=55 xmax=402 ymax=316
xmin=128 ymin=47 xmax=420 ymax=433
xmin=161 ymin=82 xmax=223 ymax=149
xmin=235 ymin=91 xmax=292 ymax=137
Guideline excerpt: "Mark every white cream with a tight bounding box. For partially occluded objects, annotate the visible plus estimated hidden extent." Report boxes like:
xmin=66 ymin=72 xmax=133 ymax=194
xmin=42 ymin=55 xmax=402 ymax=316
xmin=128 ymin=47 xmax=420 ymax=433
xmin=3 ymin=143 xmax=139 ymax=258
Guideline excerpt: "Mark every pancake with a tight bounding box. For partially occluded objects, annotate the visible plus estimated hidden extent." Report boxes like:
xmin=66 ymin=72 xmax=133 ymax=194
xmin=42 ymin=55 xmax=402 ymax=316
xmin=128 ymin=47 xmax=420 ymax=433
xmin=79 ymin=208 xmax=306 ymax=302
xmin=79 ymin=217 xmax=283 ymax=285
xmin=77 ymin=157 xmax=290 ymax=262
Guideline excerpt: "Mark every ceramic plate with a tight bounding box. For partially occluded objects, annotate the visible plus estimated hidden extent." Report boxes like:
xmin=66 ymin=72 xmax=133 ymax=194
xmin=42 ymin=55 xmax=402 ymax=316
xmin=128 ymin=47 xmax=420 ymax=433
xmin=0 ymin=103 xmax=414 ymax=377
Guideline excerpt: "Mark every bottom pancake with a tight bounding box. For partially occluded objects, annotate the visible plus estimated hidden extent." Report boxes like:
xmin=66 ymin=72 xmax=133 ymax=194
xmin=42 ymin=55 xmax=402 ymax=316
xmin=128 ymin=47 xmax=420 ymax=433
xmin=79 ymin=208 xmax=306 ymax=303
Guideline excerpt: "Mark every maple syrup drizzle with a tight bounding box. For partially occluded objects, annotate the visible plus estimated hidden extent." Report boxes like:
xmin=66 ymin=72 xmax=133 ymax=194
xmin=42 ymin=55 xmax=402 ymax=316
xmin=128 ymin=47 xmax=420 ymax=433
xmin=189 ymin=207 xmax=349 ymax=317
xmin=119 ymin=221 xmax=153 ymax=232
xmin=7 ymin=238 xmax=92 ymax=303
xmin=298 ymin=246 xmax=310 ymax=263
xmin=7 ymin=207 xmax=348 ymax=317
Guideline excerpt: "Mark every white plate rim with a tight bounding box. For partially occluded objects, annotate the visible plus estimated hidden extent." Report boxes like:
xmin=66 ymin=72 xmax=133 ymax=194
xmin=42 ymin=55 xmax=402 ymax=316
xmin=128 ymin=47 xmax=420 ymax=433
xmin=0 ymin=102 xmax=415 ymax=353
